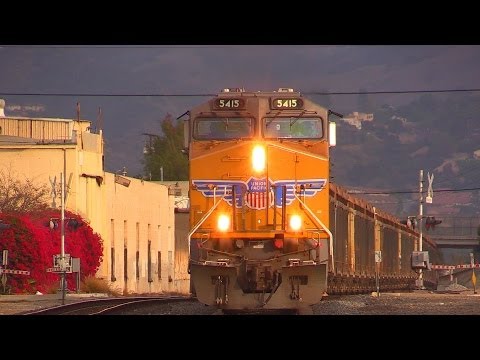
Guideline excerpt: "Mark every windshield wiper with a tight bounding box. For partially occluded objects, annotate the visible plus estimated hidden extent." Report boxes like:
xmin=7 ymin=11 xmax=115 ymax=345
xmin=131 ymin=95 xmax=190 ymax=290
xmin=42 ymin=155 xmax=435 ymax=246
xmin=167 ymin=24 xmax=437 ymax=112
xmin=289 ymin=110 xmax=306 ymax=128
xmin=266 ymin=111 xmax=283 ymax=128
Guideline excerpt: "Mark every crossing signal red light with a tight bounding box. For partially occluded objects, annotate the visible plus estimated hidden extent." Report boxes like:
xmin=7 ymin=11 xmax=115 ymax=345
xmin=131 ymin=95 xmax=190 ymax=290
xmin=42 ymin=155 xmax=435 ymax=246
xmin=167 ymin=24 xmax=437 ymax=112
xmin=47 ymin=218 xmax=83 ymax=231
xmin=68 ymin=219 xmax=82 ymax=230
xmin=401 ymin=216 xmax=417 ymax=230
xmin=425 ymin=216 xmax=442 ymax=230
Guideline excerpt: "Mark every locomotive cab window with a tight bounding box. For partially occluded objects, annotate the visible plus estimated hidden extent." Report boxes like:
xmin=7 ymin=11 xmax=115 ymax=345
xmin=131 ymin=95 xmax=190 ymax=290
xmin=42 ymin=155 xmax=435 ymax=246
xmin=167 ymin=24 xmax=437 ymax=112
xmin=193 ymin=117 xmax=254 ymax=140
xmin=263 ymin=117 xmax=323 ymax=139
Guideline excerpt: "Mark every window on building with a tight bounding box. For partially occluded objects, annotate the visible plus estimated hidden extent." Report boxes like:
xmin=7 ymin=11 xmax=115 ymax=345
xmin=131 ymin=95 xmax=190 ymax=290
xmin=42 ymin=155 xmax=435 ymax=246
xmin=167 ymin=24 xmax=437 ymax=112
xmin=136 ymin=251 xmax=140 ymax=280
xmin=148 ymin=240 xmax=153 ymax=283
xmin=111 ymin=247 xmax=116 ymax=282
xmin=123 ymin=220 xmax=128 ymax=281
xmin=158 ymin=251 xmax=162 ymax=280
xmin=136 ymin=222 xmax=140 ymax=280
xmin=110 ymin=219 xmax=116 ymax=282
xmin=124 ymin=248 xmax=128 ymax=281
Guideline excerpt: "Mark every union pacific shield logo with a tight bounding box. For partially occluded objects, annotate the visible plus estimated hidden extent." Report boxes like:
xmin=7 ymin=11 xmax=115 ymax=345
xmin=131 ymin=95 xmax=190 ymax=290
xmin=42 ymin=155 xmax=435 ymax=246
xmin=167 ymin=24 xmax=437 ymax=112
xmin=192 ymin=177 xmax=326 ymax=210
xmin=245 ymin=177 xmax=274 ymax=210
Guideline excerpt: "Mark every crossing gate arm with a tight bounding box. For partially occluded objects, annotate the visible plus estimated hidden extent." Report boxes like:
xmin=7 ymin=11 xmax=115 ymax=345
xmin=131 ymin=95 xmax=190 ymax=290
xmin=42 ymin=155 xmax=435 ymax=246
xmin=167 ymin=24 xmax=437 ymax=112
xmin=0 ymin=268 xmax=30 ymax=275
xmin=431 ymin=264 xmax=480 ymax=270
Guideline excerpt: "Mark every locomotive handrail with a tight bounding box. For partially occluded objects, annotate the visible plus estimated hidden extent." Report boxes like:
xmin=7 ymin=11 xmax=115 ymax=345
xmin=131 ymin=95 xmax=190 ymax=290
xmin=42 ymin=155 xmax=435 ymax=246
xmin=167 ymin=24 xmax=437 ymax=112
xmin=208 ymin=185 xmax=228 ymax=206
xmin=294 ymin=193 xmax=334 ymax=272
xmin=187 ymin=195 xmax=224 ymax=258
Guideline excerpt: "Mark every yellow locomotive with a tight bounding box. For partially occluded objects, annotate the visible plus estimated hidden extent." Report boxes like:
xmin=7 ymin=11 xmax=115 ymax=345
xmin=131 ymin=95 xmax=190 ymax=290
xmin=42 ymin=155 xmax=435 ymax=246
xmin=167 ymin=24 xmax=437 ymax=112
xmin=184 ymin=88 xmax=336 ymax=311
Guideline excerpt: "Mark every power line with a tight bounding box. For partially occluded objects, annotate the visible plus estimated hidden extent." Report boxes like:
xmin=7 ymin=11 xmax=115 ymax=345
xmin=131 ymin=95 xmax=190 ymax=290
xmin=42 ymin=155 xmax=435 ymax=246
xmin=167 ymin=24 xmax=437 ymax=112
xmin=0 ymin=92 xmax=217 ymax=97
xmin=0 ymin=45 xmax=231 ymax=49
xmin=1 ymin=88 xmax=480 ymax=97
xmin=306 ymin=89 xmax=480 ymax=95
xmin=348 ymin=187 xmax=480 ymax=195
xmin=362 ymin=199 xmax=418 ymax=204
xmin=0 ymin=45 xmax=352 ymax=50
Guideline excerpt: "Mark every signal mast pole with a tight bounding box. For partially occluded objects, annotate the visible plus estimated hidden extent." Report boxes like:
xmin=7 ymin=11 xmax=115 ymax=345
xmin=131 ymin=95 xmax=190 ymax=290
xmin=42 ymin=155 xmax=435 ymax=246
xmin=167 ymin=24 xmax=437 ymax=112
xmin=418 ymin=169 xmax=424 ymax=289
xmin=60 ymin=148 xmax=67 ymax=304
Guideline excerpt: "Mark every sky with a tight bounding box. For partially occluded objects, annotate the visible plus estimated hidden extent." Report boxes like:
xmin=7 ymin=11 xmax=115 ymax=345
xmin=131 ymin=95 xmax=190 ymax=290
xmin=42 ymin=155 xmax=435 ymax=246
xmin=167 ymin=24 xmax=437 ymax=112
xmin=0 ymin=45 xmax=479 ymax=176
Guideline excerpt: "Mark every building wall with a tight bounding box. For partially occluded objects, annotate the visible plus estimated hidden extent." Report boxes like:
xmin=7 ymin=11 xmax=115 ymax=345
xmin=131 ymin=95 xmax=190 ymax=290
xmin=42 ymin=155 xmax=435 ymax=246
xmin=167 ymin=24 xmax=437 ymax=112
xmin=104 ymin=173 xmax=178 ymax=294
xmin=0 ymin=112 xmax=185 ymax=294
xmin=0 ymin=116 xmax=89 ymax=141
xmin=0 ymin=124 xmax=106 ymax=238
xmin=174 ymin=211 xmax=191 ymax=294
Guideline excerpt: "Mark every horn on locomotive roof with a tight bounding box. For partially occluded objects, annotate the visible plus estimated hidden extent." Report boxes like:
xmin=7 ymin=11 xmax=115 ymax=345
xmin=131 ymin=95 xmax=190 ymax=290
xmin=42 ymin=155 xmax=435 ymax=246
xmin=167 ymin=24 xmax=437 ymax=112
xmin=221 ymin=88 xmax=245 ymax=93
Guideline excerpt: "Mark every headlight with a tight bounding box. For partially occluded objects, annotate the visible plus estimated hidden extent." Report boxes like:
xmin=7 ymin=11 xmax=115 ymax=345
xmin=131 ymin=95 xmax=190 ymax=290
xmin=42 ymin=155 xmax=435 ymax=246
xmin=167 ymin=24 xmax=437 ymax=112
xmin=217 ymin=214 xmax=230 ymax=232
xmin=252 ymin=145 xmax=266 ymax=172
xmin=289 ymin=215 xmax=302 ymax=232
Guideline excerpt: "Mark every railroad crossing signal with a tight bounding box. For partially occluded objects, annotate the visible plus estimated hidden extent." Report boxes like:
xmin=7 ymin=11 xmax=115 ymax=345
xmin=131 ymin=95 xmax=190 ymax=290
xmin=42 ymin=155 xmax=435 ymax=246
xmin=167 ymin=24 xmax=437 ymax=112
xmin=426 ymin=172 xmax=434 ymax=204
xmin=374 ymin=251 xmax=382 ymax=296
xmin=425 ymin=216 xmax=442 ymax=230
xmin=0 ymin=250 xmax=30 ymax=276
xmin=0 ymin=268 xmax=30 ymax=294
xmin=401 ymin=216 xmax=418 ymax=230
xmin=0 ymin=249 xmax=31 ymax=294
xmin=0 ymin=268 xmax=30 ymax=275
xmin=51 ymin=254 xmax=73 ymax=273
xmin=49 ymin=175 xmax=57 ymax=208
xmin=431 ymin=264 xmax=480 ymax=270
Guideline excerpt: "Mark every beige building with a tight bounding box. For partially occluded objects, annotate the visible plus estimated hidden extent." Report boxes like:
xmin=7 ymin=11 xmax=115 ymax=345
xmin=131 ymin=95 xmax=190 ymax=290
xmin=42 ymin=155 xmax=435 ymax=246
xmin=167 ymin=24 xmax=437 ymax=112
xmin=0 ymin=99 xmax=189 ymax=294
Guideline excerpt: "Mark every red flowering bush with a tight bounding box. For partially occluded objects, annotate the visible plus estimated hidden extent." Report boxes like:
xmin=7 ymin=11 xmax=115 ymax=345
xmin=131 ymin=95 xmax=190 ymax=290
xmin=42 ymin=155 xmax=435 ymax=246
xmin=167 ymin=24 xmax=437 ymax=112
xmin=0 ymin=210 xmax=103 ymax=294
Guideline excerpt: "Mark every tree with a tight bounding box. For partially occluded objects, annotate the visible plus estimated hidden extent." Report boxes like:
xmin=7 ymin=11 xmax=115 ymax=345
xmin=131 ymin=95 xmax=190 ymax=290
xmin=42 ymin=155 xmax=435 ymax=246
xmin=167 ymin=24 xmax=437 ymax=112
xmin=0 ymin=169 xmax=49 ymax=212
xmin=142 ymin=114 xmax=188 ymax=181
xmin=0 ymin=210 xmax=103 ymax=294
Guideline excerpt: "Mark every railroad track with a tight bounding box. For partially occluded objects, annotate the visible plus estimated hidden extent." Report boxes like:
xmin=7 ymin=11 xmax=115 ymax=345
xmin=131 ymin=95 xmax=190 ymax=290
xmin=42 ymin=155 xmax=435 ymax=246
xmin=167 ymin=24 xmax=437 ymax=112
xmin=22 ymin=295 xmax=195 ymax=315
xmin=221 ymin=308 xmax=307 ymax=315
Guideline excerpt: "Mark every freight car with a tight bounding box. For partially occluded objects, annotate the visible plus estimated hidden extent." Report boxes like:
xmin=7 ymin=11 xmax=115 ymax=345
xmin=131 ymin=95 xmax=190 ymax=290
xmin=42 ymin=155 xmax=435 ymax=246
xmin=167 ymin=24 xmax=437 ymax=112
xmin=183 ymin=88 xmax=438 ymax=311
xmin=328 ymin=183 xmax=438 ymax=293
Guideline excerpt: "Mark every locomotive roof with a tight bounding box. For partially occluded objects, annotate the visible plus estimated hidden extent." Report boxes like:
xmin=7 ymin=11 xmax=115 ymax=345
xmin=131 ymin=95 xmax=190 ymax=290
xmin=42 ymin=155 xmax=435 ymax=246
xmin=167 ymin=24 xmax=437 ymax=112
xmin=215 ymin=88 xmax=302 ymax=97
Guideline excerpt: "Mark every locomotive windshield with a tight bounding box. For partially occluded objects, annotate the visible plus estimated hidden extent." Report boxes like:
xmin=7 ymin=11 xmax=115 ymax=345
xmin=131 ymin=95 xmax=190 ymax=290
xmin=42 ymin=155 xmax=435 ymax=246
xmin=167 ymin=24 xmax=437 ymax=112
xmin=194 ymin=117 xmax=254 ymax=140
xmin=263 ymin=117 xmax=323 ymax=139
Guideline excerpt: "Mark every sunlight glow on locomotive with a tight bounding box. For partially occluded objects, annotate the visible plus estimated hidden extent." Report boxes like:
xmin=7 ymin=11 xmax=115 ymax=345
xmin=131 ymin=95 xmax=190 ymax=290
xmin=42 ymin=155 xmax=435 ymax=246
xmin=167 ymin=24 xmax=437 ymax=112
xmin=252 ymin=145 xmax=266 ymax=172
xmin=289 ymin=214 xmax=302 ymax=232
xmin=217 ymin=214 xmax=231 ymax=232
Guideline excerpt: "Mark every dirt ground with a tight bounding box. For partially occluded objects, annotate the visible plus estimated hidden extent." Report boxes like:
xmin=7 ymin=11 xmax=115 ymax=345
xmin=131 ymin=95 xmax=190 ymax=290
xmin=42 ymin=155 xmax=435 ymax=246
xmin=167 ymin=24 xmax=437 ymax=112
xmin=312 ymin=290 xmax=480 ymax=315
xmin=2 ymin=290 xmax=480 ymax=315
xmin=0 ymin=293 xmax=105 ymax=315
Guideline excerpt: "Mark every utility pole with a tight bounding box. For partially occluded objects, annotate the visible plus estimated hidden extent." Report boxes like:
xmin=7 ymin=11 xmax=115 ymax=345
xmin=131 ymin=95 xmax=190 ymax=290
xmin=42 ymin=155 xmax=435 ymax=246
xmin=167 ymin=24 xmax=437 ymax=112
xmin=60 ymin=170 xmax=66 ymax=304
xmin=418 ymin=169 xmax=424 ymax=289
xmin=60 ymin=148 xmax=67 ymax=305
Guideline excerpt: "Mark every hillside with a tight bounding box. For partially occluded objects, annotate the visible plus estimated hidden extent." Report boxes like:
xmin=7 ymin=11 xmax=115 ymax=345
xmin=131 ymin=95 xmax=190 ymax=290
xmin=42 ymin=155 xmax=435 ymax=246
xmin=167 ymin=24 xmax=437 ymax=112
xmin=333 ymin=93 xmax=480 ymax=216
